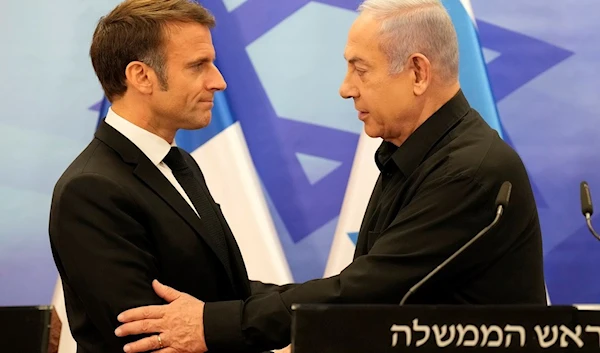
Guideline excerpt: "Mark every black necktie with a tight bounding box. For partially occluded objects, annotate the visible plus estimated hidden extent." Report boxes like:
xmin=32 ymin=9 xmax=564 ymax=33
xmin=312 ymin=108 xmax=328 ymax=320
xmin=162 ymin=147 xmax=230 ymax=268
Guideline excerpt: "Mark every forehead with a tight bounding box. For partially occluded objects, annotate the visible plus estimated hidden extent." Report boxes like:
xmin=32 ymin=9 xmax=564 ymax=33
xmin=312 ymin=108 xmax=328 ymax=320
xmin=344 ymin=14 xmax=383 ymax=61
xmin=163 ymin=22 xmax=215 ymax=58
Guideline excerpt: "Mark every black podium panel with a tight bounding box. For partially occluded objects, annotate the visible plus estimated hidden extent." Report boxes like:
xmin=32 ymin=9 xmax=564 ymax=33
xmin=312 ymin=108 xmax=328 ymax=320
xmin=291 ymin=304 xmax=600 ymax=352
xmin=0 ymin=305 xmax=61 ymax=353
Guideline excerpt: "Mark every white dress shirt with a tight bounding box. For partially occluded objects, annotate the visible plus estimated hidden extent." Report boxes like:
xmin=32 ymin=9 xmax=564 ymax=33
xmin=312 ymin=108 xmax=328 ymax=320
xmin=104 ymin=108 xmax=200 ymax=217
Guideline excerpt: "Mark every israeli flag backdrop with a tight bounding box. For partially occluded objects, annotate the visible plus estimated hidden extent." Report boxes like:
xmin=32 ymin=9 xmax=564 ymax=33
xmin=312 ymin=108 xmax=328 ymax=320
xmin=0 ymin=1 xmax=594 ymax=352
xmin=82 ymin=0 xmax=590 ymax=305
xmin=202 ymin=0 xmax=364 ymax=283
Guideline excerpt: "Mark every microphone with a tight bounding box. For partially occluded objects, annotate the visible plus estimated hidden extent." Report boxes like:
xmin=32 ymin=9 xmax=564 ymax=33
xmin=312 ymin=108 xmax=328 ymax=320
xmin=399 ymin=181 xmax=512 ymax=305
xmin=580 ymin=181 xmax=600 ymax=241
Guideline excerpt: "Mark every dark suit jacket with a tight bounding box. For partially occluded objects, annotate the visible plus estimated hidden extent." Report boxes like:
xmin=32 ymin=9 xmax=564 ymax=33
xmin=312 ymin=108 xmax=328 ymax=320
xmin=49 ymin=121 xmax=252 ymax=353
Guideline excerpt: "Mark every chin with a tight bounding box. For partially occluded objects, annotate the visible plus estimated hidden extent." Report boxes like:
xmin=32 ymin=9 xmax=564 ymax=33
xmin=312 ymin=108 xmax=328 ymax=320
xmin=363 ymin=124 xmax=383 ymax=139
xmin=188 ymin=113 xmax=211 ymax=130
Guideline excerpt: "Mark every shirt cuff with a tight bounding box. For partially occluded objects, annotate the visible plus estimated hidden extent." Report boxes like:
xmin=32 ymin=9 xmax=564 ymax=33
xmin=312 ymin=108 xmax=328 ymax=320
xmin=203 ymin=300 xmax=246 ymax=352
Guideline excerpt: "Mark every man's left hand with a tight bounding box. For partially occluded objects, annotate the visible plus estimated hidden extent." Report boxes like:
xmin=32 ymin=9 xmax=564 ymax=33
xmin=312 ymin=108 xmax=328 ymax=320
xmin=115 ymin=280 xmax=208 ymax=353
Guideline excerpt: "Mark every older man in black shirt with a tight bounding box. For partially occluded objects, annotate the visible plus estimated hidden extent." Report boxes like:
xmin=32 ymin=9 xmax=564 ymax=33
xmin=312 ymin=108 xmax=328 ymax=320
xmin=114 ymin=1 xmax=546 ymax=352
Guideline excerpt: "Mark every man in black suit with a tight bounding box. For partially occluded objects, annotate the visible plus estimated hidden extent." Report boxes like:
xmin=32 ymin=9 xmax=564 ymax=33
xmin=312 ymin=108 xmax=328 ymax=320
xmin=48 ymin=1 xmax=260 ymax=352
xmin=114 ymin=0 xmax=546 ymax=352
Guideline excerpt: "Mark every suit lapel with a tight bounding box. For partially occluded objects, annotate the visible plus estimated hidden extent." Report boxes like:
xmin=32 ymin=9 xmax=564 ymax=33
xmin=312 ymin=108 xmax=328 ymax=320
xmin=183 ymin=153 xmax=249 ymax=296
xmin=134 ymin=158 xmax=232 ymax=266
xmin=95 ymin=121 xmax=235 ymax=284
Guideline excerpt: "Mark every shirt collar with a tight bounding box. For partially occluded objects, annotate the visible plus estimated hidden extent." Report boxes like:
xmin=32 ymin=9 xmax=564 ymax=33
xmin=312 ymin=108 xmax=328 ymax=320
xmin=104 ymin=108 xmax=174 ymax=166
xmin=375 ymin=89 xmax=471 ymax=176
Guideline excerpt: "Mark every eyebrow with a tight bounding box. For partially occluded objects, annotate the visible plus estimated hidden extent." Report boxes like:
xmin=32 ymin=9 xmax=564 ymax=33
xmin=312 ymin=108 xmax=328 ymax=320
xmin=186 ymin=56 xmax=213 ymax=67
xmin=345 ymin=56 xmax=369 ymax=66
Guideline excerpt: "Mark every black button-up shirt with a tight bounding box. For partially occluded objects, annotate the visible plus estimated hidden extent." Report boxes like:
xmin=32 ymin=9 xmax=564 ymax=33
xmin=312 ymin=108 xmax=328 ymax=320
xmin=203 ymin=89 xmax=547 ymax=352
xmin=353 ymin=89 xmax=545 ymax=304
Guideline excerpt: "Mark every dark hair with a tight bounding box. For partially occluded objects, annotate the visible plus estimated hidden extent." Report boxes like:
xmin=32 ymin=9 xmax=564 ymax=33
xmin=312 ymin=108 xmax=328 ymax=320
xmin=90 ymin=0 xmax=216 ymax=101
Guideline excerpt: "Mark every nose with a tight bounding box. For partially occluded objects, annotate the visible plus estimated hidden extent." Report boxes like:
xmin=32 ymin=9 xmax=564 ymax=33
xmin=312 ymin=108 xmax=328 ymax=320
xmin=339 ymin=73 xmax=358 ymax=99
xmin=208 ymin=64 xmax=227 ymax=91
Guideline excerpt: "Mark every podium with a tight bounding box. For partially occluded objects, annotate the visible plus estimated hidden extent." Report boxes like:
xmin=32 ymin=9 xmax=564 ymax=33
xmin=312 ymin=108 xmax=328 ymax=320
xmin=291 ymin=304 xmax=600 ymax=352
xmin=0 ymin=306 xmax=62 ymax=353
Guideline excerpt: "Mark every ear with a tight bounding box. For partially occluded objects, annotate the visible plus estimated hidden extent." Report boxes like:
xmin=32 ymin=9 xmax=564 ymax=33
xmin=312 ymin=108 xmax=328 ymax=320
xmin=408 ymin=54 xmax=431 ymax=96
xmin=124 ymin=61 xmax=155 ymax=95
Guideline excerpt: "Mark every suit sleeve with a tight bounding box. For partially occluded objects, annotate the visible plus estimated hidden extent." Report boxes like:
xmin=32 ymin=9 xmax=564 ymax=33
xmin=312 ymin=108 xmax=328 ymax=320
xmin=249 ymin=281 xmax=296 ymax=295
xmin=204 ymin=174 xmax=497 ymax=352
xmin=49 ymin=173 xmax=163 ymax=351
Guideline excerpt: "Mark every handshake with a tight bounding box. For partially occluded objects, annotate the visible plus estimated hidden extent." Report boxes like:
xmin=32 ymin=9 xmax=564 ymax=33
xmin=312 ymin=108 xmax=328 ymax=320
xmin=115 ymin=280 xmax=291 ymax=353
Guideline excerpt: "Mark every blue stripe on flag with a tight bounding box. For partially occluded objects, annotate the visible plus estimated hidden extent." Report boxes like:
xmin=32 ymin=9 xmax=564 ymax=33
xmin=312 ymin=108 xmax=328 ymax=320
xmin=443 ymin=0 xmax=503 ymax=137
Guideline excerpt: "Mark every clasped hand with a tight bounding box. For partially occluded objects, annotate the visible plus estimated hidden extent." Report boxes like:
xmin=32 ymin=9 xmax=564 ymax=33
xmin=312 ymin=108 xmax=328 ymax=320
xmin=115 ymin=280 xmax=207 ymax=353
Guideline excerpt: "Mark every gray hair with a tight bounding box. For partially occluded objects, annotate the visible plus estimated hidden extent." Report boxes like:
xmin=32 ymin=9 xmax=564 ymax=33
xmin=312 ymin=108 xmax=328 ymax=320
xmin=358 ymin=0 xmax=459 ymax=82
